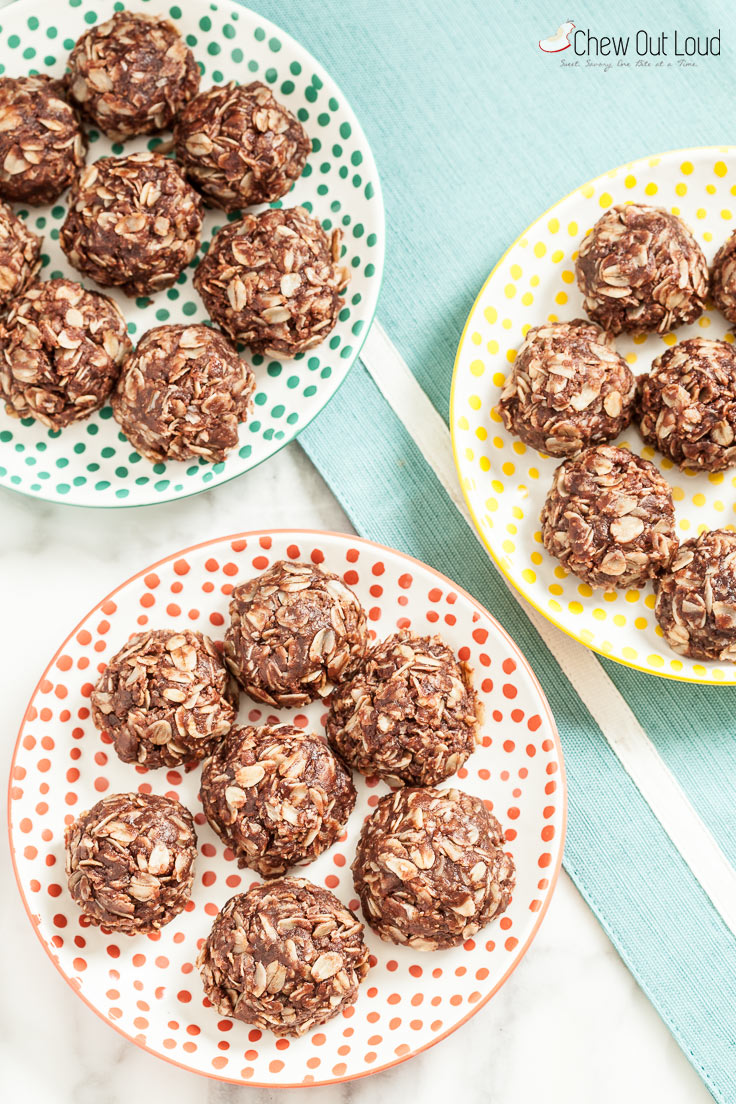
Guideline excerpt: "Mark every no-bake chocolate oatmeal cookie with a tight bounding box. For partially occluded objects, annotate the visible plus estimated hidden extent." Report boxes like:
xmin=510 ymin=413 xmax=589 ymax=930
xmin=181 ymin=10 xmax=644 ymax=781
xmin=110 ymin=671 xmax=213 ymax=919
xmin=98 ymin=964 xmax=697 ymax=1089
xmin=198 ymin=878 xmax=370 ymax=1036
xmin=200 ymin=723 xmax=356 ymax=876
xmin=91 ymin=628 xmax=237 ymax=769
xmin=576 ymin=204 xmax=707 ymax=334
xmin=540 ymin=444 xmax=678 ymax=589
xmin=174 ymin=81 xmax=310 ymax=211
xmin=655 ymin=529 xmax=736 ymax=661
xmin=65 ymin=791 xmax=197 ymax=934
xmin=638 ymin=338 xmax=736 ymax=472
xmin=194 ymin=207 xmax=349 ymax=356
xmin=498 ymin=319 xmax=635 ymax=457
xmin=710 ymin=229 xmax=736 ymax=324
xmin=66 ymin=10 xmax=199 ymax=140
xmin=353 ymin=786 xmax=515 ymax=950
xmin=0 ymin=278 xmax=130 ymax=429
xmin=0 ymin=75 xmax=86 ymax=205
xmin=111 ymin=323 xmax=255 ymax=463
xmin=326 ymin=630 xmax=480 ymax=787
xmin=0 ymin=200 xmax=41 ymax=312
xmin=60 ymin=152 xmax=203 ymax=297
xmin=224 ymin=560 xmax=368 ymax=708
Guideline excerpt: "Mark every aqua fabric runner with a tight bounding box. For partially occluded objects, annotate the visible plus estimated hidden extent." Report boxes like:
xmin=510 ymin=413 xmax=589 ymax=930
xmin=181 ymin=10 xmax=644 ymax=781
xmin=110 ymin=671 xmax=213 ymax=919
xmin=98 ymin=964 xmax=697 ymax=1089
xmin=299 ymin=360 xmax=736 ymax=1104
xmin=242 ymin=0 xmax=736 ymax=1097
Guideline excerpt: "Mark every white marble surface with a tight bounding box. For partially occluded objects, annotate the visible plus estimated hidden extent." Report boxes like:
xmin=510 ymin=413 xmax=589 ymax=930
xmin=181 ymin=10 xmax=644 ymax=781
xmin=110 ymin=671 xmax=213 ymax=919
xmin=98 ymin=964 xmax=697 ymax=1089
xmin=0 ymin=442 xmax=711 ymax=1104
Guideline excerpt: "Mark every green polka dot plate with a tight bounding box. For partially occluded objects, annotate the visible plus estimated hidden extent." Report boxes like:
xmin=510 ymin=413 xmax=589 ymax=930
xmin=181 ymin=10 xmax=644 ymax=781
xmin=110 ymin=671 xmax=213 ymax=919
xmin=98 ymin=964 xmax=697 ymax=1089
xmin=451 ymin=146 xmax=736 ymax=685
xmin=0 ymin=0 xmax=384 ymax=506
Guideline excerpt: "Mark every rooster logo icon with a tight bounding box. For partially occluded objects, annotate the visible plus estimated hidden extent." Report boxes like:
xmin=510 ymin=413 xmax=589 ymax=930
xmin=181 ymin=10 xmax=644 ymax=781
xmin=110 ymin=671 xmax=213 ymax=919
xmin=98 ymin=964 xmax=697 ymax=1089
xmin=539 ymin=21 xmax=575 ymax=53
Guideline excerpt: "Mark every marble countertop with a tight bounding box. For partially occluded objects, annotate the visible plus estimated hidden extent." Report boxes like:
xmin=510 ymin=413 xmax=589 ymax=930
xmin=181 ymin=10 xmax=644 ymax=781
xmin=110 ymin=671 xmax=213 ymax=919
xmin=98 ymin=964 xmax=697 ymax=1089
xmin=0 ymin=442 xmax=710 ymax=1104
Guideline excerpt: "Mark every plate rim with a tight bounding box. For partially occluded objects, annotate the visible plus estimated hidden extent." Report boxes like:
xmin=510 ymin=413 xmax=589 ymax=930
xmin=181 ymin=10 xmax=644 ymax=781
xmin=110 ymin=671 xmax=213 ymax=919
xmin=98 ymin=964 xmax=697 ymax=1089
xmin=450 ymin=143 xmax=736 ymax=687
xmin=0 ymin=0 xmax=386 ymax=509
xmin=8 ymin=526 xmax=567 ymax=1088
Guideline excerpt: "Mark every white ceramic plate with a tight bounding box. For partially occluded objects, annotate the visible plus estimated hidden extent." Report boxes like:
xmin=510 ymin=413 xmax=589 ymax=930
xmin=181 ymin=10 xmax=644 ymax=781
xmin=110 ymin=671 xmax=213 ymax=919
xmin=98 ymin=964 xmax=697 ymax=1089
xmin=452 ymin=146 xmax=736 ymax=684
xmin=0 ymin=0 xmax=384 ymax=506
xmin=8 ymin=529 xmax=565 ymax=1087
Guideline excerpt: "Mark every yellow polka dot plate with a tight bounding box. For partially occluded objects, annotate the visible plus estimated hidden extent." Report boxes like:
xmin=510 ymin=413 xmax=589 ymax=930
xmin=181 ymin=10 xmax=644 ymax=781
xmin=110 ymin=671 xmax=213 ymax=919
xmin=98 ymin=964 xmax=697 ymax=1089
xmin=451 ymin=146 xmax=736 ymax=685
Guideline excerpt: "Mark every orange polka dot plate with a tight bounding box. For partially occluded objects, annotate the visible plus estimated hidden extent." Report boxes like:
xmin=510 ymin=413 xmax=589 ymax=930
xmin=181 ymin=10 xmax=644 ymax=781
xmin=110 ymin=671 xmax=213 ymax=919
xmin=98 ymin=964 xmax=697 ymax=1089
xmin=451 ymin=146 xmax=736 ymax=684
xmin=8 ymin=530 xmax=565 ymax=1087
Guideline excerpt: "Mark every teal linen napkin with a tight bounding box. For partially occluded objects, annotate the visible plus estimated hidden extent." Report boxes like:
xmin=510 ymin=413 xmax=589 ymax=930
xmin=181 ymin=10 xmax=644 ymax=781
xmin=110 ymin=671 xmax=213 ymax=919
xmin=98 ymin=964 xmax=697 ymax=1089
xmin=240 ymin=0 xmax=736 ymax=1096
xmin=299 ymin=363 xmax=736 ymax=1103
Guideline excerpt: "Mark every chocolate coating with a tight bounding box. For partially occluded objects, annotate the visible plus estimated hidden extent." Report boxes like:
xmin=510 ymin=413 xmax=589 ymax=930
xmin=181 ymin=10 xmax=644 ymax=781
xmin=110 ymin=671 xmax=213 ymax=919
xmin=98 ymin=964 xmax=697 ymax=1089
xmin=353 ymin=787 xmax=515 ymax=950
xmin=0 ymin=75 xmax=85 ymax=205
xmin=655 ymin=529 xmax=736 ymax=661
xmin=639 ymin=338 xmax=736 ymax=472
xmin=576 ymin=204 xmax=707 ymax=334
xmin=224 ymin=560 xmax=368 ymax=708
xmin=327 ymin=630 xmax=480 ymax=787
xmin=0 ymin=200 xmax=41 ymax=311
xmin=91 ymin=628 xmax=237 ymax=769
xmin=60 ymin=152 xmax=203 ymax=296
xmin=499 ymin=319 xmax=635 ymax=457
xmin=111 ymin=323 xmax=255 ymax=463
xmin=194 ymin=206 xmax=349 ymax=356
xmin=66 ymin=10 xmax=199 ymax=140
xmin=711 ymin=230 xmax=736 ymax=324
xmin=540 ymin=444 xmax=678 ymax=589
xmin=174 ymin=81 xmax=310 ymax=212
xmin=0 ymin=278 xmax=130 ymax=429
xmin=65 ymin=791 xmax=197 ymax=934
xmin=200 ymin=724 xmax=356 ymax=876
xmin=198 ymin=878 xmax=370 ymax=1036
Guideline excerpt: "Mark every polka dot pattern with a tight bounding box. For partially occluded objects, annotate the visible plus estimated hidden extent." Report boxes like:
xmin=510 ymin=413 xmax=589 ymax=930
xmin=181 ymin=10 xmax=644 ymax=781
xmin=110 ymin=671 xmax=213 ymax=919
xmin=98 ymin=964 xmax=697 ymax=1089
xmin=0 ymin=0 xmax=384 ymax=507
xmin=452 ymin=146 xmax=736 ymax=684
xmin=9 ymin=530 xmax=564 ymax=1087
